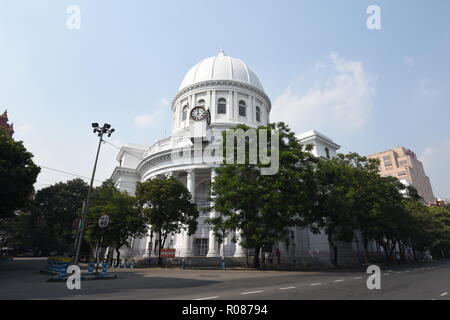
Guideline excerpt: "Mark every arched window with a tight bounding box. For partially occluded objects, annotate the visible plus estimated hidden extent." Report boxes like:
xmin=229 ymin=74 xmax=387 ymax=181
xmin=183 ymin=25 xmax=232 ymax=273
xmin=217 ymin=98 xmax=227 ymax=114
xmin=256 ymin=106 xmax=261 ymax=122
xmin=197 ymin=99 xmax=206 ymax=107
xmin=182 ymin=105 xmax=188 ymax=121
xmin=239 ymin=100 xmax=246 ymax=117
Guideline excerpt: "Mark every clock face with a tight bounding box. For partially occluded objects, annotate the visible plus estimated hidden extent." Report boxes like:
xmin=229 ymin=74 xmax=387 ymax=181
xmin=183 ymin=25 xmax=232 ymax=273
xmin=190 ymin=106 xmax=207 ymax=121
xmin=206 ymin=109 xmax=211 ymax=126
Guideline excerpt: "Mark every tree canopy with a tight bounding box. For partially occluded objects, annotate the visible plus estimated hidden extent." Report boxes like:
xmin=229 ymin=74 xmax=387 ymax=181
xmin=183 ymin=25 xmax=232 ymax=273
xmin=86 ymin=180 xmax=147 ymax=266
xmin=33 ymin=178 xmax=89 ymax=254
xmin=209 ymin=122 xmax=317 ymax=267
xmin=136 ymin=177 xmax=199 ymax=266
xmin=0 ymin=133 xmax=40 ymax=220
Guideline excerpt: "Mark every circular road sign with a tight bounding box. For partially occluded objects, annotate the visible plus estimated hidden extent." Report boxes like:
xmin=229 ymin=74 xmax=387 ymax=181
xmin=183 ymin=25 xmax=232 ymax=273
xmin=98 ymin=215 xmax=110 ymax=229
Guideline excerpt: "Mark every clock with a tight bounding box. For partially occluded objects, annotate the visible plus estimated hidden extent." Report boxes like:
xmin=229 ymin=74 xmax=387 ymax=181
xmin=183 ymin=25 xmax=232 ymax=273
xmin=206 ymin=109 xmax=211 ymax=126
xmin=190 ymin=106 xmax=207 ymax=121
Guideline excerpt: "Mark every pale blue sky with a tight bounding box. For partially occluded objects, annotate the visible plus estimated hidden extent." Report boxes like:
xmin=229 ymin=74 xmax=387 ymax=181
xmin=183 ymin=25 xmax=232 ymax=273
xmin=1 ymin=0 xmax=449 ymax=198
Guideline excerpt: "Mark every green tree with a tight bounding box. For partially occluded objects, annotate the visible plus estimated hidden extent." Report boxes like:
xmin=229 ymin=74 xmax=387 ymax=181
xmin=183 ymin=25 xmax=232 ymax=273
xmin=402 ymin=199 xmax=434 ymax=259
xmin=358 ymin=176 xmax=407 ymax=263
xmin=210 ymin=123 xmax=317 ymax=268
xmin=0 ymin=213 xmax=32 ymax=253
xmin=310 ymin=154 xmax=361 ymax=266
xmin=310 ymin=153 xmax=409 ymax=265
xmin=0 ymin=203 xmax=55 ymax=256
xmin=136 ymin=178 xmax=199 ymax=267
xmin=426 ymin=206 xmax=450 ymax=259
xmin=0 ymin=132 xmax=40 ymax=220
xmin=86 ymin=181 xmax=147 ymax=266
xmin=33 ymin=179 xmax=89 ymax=254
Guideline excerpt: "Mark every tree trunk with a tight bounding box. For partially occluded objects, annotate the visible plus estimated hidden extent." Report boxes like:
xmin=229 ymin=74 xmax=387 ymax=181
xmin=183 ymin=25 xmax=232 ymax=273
xmin=363 ymin=236 xmax=370 ymax=265
xmin=261 ymin=248 xmax=266 ymax=268
xmin=389 ymin=241 xmax=397 ymax=261
xmin=245 ymin=249 xmax=249 ymax=268
xmin=108 ymin=246 xmax=114 ymax=265
xmin=252 ymin=245 xmax=261 ymax=268
xmin=379 ymin=242 xmax=390 ymax=262
xmin=327 ymin=234 xmax=337 ymax=266
xmin=158 ymin=233 xmax=163 ymax=267
xmin=399 ymin=242 xmax=406 ymax=261
xmin=115 ymin=247 xmax=121 ymax=268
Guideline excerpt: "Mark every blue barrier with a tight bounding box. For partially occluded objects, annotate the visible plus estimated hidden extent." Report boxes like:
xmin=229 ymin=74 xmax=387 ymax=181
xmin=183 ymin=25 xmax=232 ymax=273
xmin=57 ymin=263 xmax=68 ymax=279
xmin=87 ymin=262 xmax=94 ymax=275
xmin=101 ymin=263 xmax=108 ymax=276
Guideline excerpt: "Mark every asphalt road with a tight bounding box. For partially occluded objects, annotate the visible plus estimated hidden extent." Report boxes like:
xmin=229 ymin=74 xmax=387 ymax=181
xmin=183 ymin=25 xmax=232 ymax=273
xmin=0 ymin=258 xmax=449 ymax=300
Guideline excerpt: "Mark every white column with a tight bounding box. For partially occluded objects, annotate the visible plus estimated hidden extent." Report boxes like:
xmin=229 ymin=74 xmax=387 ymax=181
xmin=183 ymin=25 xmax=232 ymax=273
xmin=180 ymin=169 xmax=195 ymax=257
xmin=211 ymin=90 xmax=216 ymax=122
xmin=207 ymin=169 xmax=220 ymax=257
xmin=233 ymin=91 xmax=238 ymax=122
xmin=234 ymin=229 xmax=246 ymax=257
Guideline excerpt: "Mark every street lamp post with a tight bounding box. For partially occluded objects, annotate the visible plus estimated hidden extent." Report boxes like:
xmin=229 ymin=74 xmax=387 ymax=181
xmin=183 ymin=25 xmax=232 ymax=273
xmin=73 ymin=123 xmax=115 ymax=265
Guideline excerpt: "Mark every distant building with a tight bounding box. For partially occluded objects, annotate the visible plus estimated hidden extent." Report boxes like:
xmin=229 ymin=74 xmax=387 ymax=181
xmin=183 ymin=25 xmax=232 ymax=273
xmin=297 ymin=130 xmax=341 ymax=160
xmin=0 ymin=110 xmax=14 ymax=138
xmin=368 ymin=147 xmax=435 ymax=203
xmin=427 ymin=198 xmax=446 ymax=207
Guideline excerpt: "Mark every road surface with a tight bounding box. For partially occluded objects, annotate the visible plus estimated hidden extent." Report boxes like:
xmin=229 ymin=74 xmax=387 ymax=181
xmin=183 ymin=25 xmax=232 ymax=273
xmin=0 ymin=258 xmax=449 ymax=300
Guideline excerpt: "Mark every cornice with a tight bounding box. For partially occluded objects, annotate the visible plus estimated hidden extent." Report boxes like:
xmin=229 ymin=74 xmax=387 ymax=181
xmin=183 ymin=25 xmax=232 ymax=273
xmin=111 ymin=166 xmax=139 ymax=183
xmin=172 ymin=80 xmax=272 ymax=111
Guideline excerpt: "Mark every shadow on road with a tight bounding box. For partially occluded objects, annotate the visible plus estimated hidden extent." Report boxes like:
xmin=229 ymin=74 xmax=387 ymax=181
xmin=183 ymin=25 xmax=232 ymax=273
xmin=0 ymin=258 xmax=221 ymax=300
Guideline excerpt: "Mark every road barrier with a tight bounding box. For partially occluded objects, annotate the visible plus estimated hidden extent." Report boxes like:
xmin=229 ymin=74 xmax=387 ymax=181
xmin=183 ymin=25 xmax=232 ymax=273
xmin=46 ymin=257 xmax=72 ymax=274
xmin=101 ymin=263 xmax=108 ymax=276
xmin=87 ymin=262 xmax=94 ymax=275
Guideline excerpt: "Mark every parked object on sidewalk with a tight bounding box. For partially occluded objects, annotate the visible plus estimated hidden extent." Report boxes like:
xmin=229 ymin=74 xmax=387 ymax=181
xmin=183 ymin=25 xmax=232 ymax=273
xmin=87 ymin=262 xmax=94 ymax=275
xmin=101 ymin=262 xmax=108 ymax=276
xmin=46 ymin=257 xmax=72 ymax=273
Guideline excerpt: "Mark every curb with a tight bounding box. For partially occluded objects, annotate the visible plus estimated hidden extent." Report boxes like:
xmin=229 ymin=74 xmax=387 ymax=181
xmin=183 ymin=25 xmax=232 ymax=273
xmin=46 ymin=274 xmax=118 ymax=282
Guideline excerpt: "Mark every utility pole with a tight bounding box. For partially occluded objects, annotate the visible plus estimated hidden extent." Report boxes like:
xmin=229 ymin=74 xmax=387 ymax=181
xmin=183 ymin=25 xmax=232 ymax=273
xmin=73 ymin=123 xmax=115 ymax=265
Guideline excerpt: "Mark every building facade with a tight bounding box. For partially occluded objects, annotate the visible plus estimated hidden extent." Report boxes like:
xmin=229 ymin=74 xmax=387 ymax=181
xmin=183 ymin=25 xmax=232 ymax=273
xmin=111 ymin=52 xmax=356 ymax=264
xmin=368 ymin=147 xmax=435 ymax=203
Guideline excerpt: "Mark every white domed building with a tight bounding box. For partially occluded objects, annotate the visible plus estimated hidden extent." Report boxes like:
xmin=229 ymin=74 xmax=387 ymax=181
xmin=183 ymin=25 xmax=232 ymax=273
xmin=111 ymin=52 xmax=357 ymax=265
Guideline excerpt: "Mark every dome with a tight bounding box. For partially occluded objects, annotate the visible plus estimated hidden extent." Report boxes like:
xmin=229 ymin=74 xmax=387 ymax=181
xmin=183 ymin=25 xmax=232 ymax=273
xmin=179 ymin=51 xmax=265 ymax=92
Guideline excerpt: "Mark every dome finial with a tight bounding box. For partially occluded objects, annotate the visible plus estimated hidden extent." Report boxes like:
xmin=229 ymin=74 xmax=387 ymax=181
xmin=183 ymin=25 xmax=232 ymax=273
xmin=219 ymin=46 xmax=225 ymax=56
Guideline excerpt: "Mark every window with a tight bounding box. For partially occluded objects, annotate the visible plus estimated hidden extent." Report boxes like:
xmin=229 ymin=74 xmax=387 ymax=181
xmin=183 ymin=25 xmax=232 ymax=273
xmin=325 ymin=147 xmax=330 ymax=159
xmin=383 ymin=155 xmax=391 ymax=161
xmin=399 ymin=171 xmax=407 ymax=176
xmin=217 ymin=98 xmax=227 ymax=114
xmin=239 ymin=100 xmax=246 ymax=117
xmin=197 ymin=99 xmax=205 ymax=107
xmin=399 ymin=160 xmax=408 ymax=166
xmin=182 ymin=105 xmax=188 ymax=121
xmin=193 ymin=238 xmax=209 ymax=256
xmin=256 ymin=106 xmax=261 ymax=122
